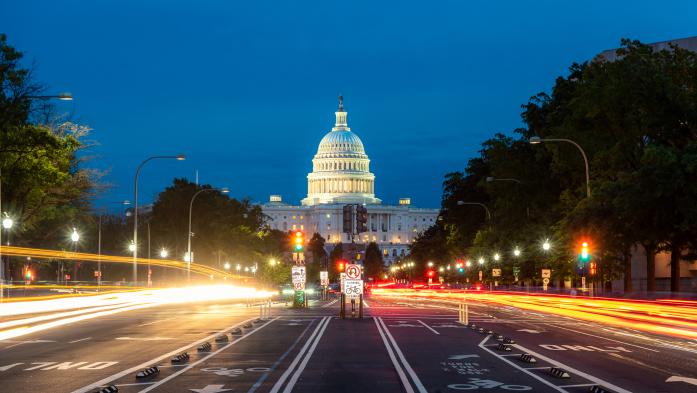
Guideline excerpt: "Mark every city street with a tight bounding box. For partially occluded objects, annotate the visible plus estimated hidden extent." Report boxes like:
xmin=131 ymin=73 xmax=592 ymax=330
xmin=1 ymin=295 xmax=695 ymax=393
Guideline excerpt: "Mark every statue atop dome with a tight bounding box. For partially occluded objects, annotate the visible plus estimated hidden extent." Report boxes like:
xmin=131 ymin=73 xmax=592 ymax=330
xmin=338 ymin=95 xmax=344 ymax=111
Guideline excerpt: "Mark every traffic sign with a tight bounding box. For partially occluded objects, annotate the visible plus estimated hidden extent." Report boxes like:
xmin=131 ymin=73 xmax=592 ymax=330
xmin=320 ymin=271 xmax=328 ymax=287
xmin=542 ymin=277 xmax=550 ymax=284
xmin=291 ymin=266 xmax=306 ymax=286
xmin=343 ymin=279 xmax=363 ymax=298
xmin=345 ymin=264 xmax=361 ymax=279
xmin=541 ymin=269 xmax=551 ymax=278
xmin=478 ymin=270 xmax=483 ymax=281
xmin=492 ymin=268 xmax=501 ymax=277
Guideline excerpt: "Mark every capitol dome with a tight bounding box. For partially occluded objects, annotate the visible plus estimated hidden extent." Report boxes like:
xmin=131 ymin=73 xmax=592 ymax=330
xmin=301 ymin=97 xmax=381 ymax=206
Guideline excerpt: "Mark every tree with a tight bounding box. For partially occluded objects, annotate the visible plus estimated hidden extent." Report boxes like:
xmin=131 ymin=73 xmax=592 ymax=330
xmin=364 ymin=242 xmax=383 ymax=279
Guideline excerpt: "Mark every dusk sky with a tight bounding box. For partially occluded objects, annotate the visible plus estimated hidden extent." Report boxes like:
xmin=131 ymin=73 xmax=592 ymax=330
xmin=3 ymin=1 xmax=695 ymax=209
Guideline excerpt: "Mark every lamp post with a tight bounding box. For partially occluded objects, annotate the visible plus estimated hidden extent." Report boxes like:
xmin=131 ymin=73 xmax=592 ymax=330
xmin=133 ymin=154 xmax=185 ymax=285
xmin=456 ymin=201 xmax=491 ymax=221
xmin=27 ymin=93 xmax=73 ymax=100
xmin=529 ymin=136 xmax=590 ymax=198
xmin=70 ymin=228 xmax=79 ymax=285
xmin=486 ymin=177 xmax=529 ymax=217
xmin=187 ymin=187 xmax=229 ymax=281
xmin=97 ymin=200 xmax=131 ymax=289
xmin=160 ymin=248 xmax=169 ymax=258
xmin=0 ymin=215 xmax=13 ymax=300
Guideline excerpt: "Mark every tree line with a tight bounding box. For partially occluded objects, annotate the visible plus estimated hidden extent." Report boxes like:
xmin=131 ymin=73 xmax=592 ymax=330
xmin=410 ymin=39 xmax=697 ymax=293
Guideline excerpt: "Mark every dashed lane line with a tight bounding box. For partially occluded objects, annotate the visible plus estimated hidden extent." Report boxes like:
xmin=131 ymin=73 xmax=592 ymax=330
xmin=549 ymin=324 xmax=660 ymax=352
xmin=68 ymin=337 xmax=92 ymax=344
xmin=321 ymin=299 xmax=339 ymax=308
xmin=416 ymin=320 xmax=439 ymax=335
xmin=69 ymin=317 xmax=259 ymax=393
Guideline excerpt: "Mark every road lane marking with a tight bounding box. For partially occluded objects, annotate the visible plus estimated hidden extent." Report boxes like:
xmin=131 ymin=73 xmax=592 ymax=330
xmin=321 ymin=299 xmax=338 ymax=308
xmin=477 ymin=336 xmax=566 ymax=393
xmin=3 ymin=339 xmax=56 ymax=349
xmin=269 ymin=317 xmax=330 ymax=393
xmin=281 ymin=317 xmax=331 ymax=393
xmin=70 ymin=317 xmax=259 ymax=393
xmin=549 ymin=324 xmax=659 ymax=352
xmin=137 ymin=318 xmax=175 ymax=327
xmin=416 ymin=320 xmax=439 ymax=335
xmin=68 ymin=337 xmax=92 ymax=343
xmin=558 ymin=384 xmax=596 ymax=388
xmin=510 ymin=342 xmax=632 ymax=393
xmin=378 ymin=317 xmax=428 ymax=393
xmin=363 ymin=300 xmax=370 ymax=308
xmin=136 ymin=317 xmax=281 ymax=393
xmin=375 ymin=317 xmax=415 ymax=393
xmin=248 ymin=319 xmax=317 ymax=393
xmin=115 ymin=337 xmax=174 ymax=341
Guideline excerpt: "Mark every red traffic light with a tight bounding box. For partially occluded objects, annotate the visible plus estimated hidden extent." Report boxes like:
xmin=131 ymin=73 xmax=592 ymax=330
xmin=337 ymin=260 xmax=346 ymax=271
xmin=427 ymin=270 xmax=434 ymax=277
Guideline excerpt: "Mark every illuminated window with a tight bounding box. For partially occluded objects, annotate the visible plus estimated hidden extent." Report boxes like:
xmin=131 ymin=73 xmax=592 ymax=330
xmin=326 ymin=214 xmax=331 ymax=218
xmin=292 ymin=225 xmax=297 ymax=230
xmin=300 ymin=216 xmax=304 ymax=219
xmin=292 ymin=215 xmax=297 ymax=220
xmin=383 ymin=249 xmax=388 ymax=256
xmin=300 ymin=225 xmax=304 ymax=230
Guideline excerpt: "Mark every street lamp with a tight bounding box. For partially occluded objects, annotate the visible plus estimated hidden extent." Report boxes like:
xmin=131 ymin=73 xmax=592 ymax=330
xmin=465 ymin=260 xmax=472 ymax=268
xmin=133 ymin=154 xmax=186 ymax=285
xmin=0 ymin=214 xmax=13 ymax=300
xmin=160 ymin=248 xmax=168 ymax=258
xmin=236 ymin=264 xmax=241 ymax=272
xmin=427 ymin=261 xmax=434 ymax=267
xmin=542 ymin=239 xmax=551 ymax=251
xmin=478 ymin=257 xmax=485 ymax=265
xmin=187 ymin=187 xmax=229 ymax=281
xmin=224 ymin=262 xmax=231 ymax=270
xmin=128 ymin=241 xmax=136 ymax=252
xmin=27 ymin=92 xmax=73 ymax=100
xmin=513 ymin=247 xmax=521 ymax=257
xmin=456 ymin=201 xmax=491 ymax=221
xmin=529 ymin=136 xmax=590 ymax=198
xmin=70 ymin=228 xmax=79 ymax=284
xmin=2 ymin=216 xmax=13 ymax=230
xmin=493 ymin=253 xmax=500 ymax=261
xmin=269 ymin=258 xmax=277 ymax=266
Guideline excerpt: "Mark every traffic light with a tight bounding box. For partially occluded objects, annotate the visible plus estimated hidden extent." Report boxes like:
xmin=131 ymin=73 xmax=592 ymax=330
xmin=579 ymin=241 xmax=590 ymax=263
xmin=293 ymin=231 xmax=304 ymax=252
xmin=356 ymin=205 xmax=368 ymax=233
xmin=342 ymin=205 xmax=353 ymax=234
xmin=427 ymin=270 xmax=434 ymax=278
xmin=589 ymin=262 xmax=597 ymax=276
xmin=25 ymin=270 xmax=32 ymax=280
xmin=337 ymin=260 xmax=346 ymax=272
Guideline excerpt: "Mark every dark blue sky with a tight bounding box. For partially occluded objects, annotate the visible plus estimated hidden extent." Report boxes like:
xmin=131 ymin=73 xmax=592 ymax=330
xmin=3 ymin=1 xmax=695 ymax=209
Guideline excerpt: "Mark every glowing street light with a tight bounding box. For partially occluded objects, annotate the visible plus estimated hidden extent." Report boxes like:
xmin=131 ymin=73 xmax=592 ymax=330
xmin=128 ymin=241 xmax=136 ymax=252
xmin=244 ymin=266 xmax=249 ymax=272
xmin=269 ymin=258 xmax=277 ymax=266
xmin=478 ymin=257 xmax=485 ymax=265
xmin=438 ymin=266 xmax=444 ymax=272
xmin=236 ymin=264 xmax=241 ymax=272
xmin=160 ymin=248 xmax=168 ymax=258
xmin=70 ymin=228 xmax=80 ymax=243
xmin=542 ymin=239 xmax=551 ymax=251
xmin=224 ymin=262 xmax=231 ymax=270
xmin=2 ymin=216 xmax=13 ymax=229
xmin=493 ymin=253 xmax=500 ymax=261
xmin=513 ymin=248 xmax=521 ymax=257
xmin=427 ymin=261 xmax=434 ymax=267
xmin=465 ymin=260 xmax=472 ymax=268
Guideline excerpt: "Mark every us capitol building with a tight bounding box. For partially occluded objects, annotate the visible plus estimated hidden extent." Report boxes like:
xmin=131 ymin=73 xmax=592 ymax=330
xmin=262 ymin=98 xmax=439 ymax=264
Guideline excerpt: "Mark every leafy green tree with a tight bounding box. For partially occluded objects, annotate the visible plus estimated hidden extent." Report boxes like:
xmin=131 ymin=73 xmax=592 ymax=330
xmin=363 ymin=242 xmax=383 ymax=280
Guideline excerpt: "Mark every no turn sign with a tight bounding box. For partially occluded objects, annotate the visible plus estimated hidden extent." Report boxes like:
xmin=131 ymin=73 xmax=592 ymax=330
xmin=345 ymin=264 xmax=361 ymax=279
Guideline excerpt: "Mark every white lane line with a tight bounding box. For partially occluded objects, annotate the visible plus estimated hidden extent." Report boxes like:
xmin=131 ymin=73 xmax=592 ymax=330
xmin=269 ymin=317 xmax=329 ymax=393
xmin=378 ymin=318 xmax=428 ymax=393
xmin=321 ymin=299 xmax=338 ymax=308
xmin=70 ymin=317 xmax=258 ymax=393
xmin=374 ymin=317 xmax=415 ymax=393
xmin=559 ymin=384 xmax=596 ymax=388
xmin=281 ymin=317 xmax=331 ymax=393
xmin=478 ymin=335 xmax=566 ymax=393
xmin=137 ymin=317 xmax=281 ymax=393
xmin=416 ymin=320 xmax=439 ymax=335
xmin=550 ymin=324 xmax=659 ymax=352
xmin=113 ymin=382 xmax=155 ymax=387
xmin=68 ymin=337 xmax=92 ymax=344
xmin=510 ymin=342 xmax=633 ymax=393
xmin=362 ymin=300 xmax=370 ymax=308
xmin=137 ymin=318 xmax=175 ymax=327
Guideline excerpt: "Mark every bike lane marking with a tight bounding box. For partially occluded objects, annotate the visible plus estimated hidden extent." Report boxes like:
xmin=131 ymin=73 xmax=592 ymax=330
xmin=137 ymin=317 xmax=281 ymax=393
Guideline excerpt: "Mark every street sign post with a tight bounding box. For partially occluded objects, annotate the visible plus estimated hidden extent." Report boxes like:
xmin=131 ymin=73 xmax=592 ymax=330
xmin=343 ymin=279 xmax=363 ymax=298
xmin=291 ymin=266 xmax=307 ymax=307
xmin=492 ymin=268 xmax=501 ymax=277
xmin=541 ymin=269 xmax=551 ymax=278
xmin=320 ymin=271 xmax=328 ymax=286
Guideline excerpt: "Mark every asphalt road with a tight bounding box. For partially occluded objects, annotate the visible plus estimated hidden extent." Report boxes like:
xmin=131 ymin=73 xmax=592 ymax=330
xmin=1 ymin=295 xmax=696 ymax=393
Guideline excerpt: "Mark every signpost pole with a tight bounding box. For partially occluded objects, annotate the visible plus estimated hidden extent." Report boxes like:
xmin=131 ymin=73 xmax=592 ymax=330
xmin=359 ymin=294 xmax=363 ymax=318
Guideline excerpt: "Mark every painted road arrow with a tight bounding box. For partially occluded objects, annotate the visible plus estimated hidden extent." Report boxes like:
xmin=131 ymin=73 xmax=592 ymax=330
xmin=190 ymin=384 xmax=233 ymax=393
xmin=666 ymin=376 xmax=697 ymax=386
xmin=448 ymin=354 xmax=480 ymax=360
xmin=516 ymin=329 xmax=541 ymax=333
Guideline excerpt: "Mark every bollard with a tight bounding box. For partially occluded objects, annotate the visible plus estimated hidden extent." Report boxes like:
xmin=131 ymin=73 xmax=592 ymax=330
xmin=458 ymin=302 xmax=469 ymax=325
